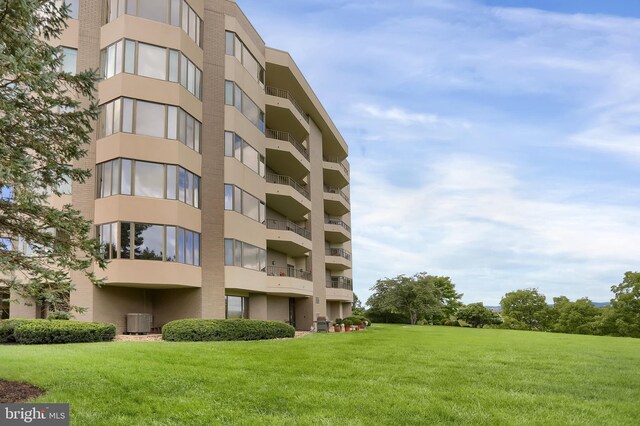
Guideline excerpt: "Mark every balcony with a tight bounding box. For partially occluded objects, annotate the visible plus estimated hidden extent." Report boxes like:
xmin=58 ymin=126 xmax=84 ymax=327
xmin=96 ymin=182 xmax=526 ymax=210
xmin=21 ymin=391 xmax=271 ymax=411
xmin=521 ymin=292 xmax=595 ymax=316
xmin=325 ymin=248 xmax=352 ymax=271
xmin=266 ymin=128 xmax=310 ymax=181
xmin=266 ymin=86 xmax=309 ymax=123
xmin=326 ymin=277 xmax=353 ymax=302
xmin=323 ymin=186 xmax=350 ymax=216
xmin=326 ymin=276 xmax=353 ymax=291
xmin=266 ymin=265 xmax=313 ymax=297
xmin=266 ymin=173 xmax=311 ymax=220
xmin=96 ymin=259 xmax=202 ymax=289
xmin=323 ymin=157 xmax=349 ymax=188
xmin=266 ymin=219 xmax=312 ymax=256
xmin=324 ymin=217 xmax=351 ymax=244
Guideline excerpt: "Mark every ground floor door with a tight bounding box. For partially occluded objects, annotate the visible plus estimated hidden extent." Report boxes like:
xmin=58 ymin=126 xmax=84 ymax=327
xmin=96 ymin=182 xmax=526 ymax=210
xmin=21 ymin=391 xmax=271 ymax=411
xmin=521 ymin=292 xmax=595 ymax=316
xmin=288 ymin=298 xmax=296 ymax=329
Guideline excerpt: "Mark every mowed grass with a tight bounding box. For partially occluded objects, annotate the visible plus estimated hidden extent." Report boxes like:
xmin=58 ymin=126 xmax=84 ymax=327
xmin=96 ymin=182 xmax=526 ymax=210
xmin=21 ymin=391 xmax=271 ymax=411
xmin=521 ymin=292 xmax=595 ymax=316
xmin=1 ymin=325 xmax=639 ymax=425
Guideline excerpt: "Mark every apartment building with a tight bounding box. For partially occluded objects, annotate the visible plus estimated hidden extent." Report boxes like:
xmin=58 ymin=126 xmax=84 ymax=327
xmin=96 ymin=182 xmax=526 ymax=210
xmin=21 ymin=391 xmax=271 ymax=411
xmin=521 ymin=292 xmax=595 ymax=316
xmin=5 ymin=0 xmax=353 ymax=332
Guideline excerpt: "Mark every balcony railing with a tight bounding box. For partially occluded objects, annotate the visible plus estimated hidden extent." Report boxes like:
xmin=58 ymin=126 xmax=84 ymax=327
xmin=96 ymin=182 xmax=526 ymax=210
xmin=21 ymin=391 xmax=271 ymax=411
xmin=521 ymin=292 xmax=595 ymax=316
xmin=266 ymin=128 xmax=309 ymax=160
xmin=267 ymin=265 xmax=312 ymax=281
xmin=266 ymin=219 xmax=311 ymax=240
xmin=326 ymin=276 xmax=353 ymax=291
xmin=323 ymin=157 xmax=350 ymax=175
xmin=267 ymin=172 xmax=310 ymax=200
xmin=323 ymin=186 xmax=350 ymax=204
xmin=266 ymin=86 xmax=309 ymax=122
xmin=325 ymin=248 xmax=352 ymax=261
xmin=325 ymin=218 xmax=351 ymax=233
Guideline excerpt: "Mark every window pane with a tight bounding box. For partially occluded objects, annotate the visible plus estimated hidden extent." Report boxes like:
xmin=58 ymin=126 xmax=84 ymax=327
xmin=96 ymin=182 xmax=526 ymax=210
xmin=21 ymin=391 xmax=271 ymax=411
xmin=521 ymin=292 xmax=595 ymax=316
xmin=193 ymin=233 xmax=200 ymax=266
xmin=243 ymin=244 xmax=259 ymax=270
xmin=224 ymin=239 xmax=233 ymax=266
xmin=234 ymin=35 xmax=242 ymax=62
xmin=138 ymin=0 xmax=167 ymax=23
xmin=259 ymin=202 xmax=265 ymax=224
xmin=166 ymin=165 xmax=177 ymax=199
xmin=168 ymin=50 xmax=179 ymax=82
xmin=185 ymin=230 xmax=193 ymax=265
xmin=178 ymin=228 xmax=185 ymax=263
xmin=242 ymin=93 xmax=260 ymax=129
xmin=102 ymin=161 xmax=112 ymax=197
xmin=138 ymin=43 xmax=167 ymax=80
xmin=114 ymin=40 xmax=122 ymax=75
xmin=188 ymin=8 xmax=196 ymax=40
xmin=181 ymin=0 xmax=188 ymax=33
xmin=259 ymin=156 xmax=265 ymax=177
xmin=186 ymin=115 xmax=194 ymax=149
xmin=120 ymin=222 xmax=131 ymax=259
xmin=122 ymin=98 xmax=133 ymax=132
xmin=107 ymin=44 xmax=115 ymax=78
xmin=233 ymin=186 xmax=241 ymax=213
xmin=166 ymin=226 xmax=176 ymax=262
xmin=170 ymin=0 xmax=180 ymax=26
xmin=195 ymin=68 xmax=201 ymax=100
xmin=225 ymin=32 xmax=234 ymax=55
xmin=194 ymin=121 xmax=201 ymax=152
xmin=134 ymin=224 xmax=163 ymax=260
xmin=242 ymin=45 xmax=258 ymax=81
xmin=185 ymin=172 xmax=193 ymax=206
xmin=259 ymin=248 xmax=266 ymax=271
xmin=193 ymin=176 xmax=199 ymax=208
xmin=243 ymin=142 xmax=258 ymax=173
xmin=180 ymin=54 xmax=187 ymax=87
xmin=234 ymin=85 xmax=241 ymax=110
xmin=61 ymin=47 xmax=77 ymax=74
xmin=113 ymin=97 xmax=121 ymax=134
xmin=124 ymin=40 xmax=135 ymax=73
xmin=178 ymin=168 xmax=186 ymax=202
xmin=242 ymin=191 xmax=259 ymax=221
xmin=105 ymin=101 xmax=113 ymax=136
xmin=234 ymin=240 xmax=241 ymax=266
xmin=167 ymin=106 xmax=177 ymax=139
xmin=224 ymin=132 xmax=233 ymax=157
xmin=234 ymin=134 xmax=242 ymax=162
xmin=121 ymin=159 xmax=132 ymax=195
xmin=224 ymin=184 xmax=233 ymax=210
xmin=225 ymin=81 xmax=233 ymax=105
xmin=101 ymin=223 xmax=113 ymax=259
xmin=134 ymin=161 xmax=164 ymax=198
xmin=111 ymin=158 xmax=120 ymax=195
xmin=187 ymin=61 xmax=195 ymax=93
xmin=226 ymin=296 xmax=244 ymax=319
xmin=135 ymin=101 xmax=165 ymax=138
xmin=178 ymin=109 xmax=186 ymax=144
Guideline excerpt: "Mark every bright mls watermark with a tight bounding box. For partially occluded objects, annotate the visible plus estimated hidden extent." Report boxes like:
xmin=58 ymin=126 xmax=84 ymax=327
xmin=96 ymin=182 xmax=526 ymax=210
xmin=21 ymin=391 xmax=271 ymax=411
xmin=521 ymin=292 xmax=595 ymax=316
xmin=1 ymin=404 xmax=69 ymax=425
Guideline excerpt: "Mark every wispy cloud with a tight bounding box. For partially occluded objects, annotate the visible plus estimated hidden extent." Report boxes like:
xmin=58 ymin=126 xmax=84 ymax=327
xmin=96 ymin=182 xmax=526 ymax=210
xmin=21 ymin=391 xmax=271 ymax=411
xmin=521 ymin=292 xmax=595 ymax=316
xmin=239 ymin=0 xmax=640 ymax=303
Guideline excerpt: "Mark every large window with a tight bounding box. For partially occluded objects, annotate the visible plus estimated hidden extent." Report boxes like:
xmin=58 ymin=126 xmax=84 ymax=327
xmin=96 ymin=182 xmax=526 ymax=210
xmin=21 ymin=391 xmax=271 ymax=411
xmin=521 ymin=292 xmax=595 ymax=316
xmin=97 ymin=222 xmax=200 ymax=265
xmin=225 ymin=31 xmax=265 ymax=87
xmin=98 ymin=97 xmax=201 ymax=152
xmin=104 ymin=0 xmax=202 ymax=46
xmin=223 ymin=239 xmax=266 ymax=272
xmin=97 ymin=158 xmax=200 ymax=208
xmin=224 ymin=81 xmax=265 ymax=132
xmin=100 ymin=39 xmax=202 ymax=99
xmin=225 ymin=295 xmax=249 ymax=319
xmin=224 ymin=184 xmax=265 ymax=223
xmin=224 ymin=132 xmax=265 ymax=177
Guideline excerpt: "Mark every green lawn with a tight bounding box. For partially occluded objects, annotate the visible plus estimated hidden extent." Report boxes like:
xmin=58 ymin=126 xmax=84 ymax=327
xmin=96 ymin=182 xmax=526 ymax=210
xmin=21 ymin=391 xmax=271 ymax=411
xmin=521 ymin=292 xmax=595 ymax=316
xmin=1 ymin=324 xmax=639 ymax=425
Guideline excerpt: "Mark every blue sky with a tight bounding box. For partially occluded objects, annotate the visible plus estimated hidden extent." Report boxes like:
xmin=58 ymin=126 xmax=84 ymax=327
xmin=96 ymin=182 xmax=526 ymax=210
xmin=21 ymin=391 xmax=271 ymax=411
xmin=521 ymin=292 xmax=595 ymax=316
xmin=239 ymin=0 xmax=640 ymax=305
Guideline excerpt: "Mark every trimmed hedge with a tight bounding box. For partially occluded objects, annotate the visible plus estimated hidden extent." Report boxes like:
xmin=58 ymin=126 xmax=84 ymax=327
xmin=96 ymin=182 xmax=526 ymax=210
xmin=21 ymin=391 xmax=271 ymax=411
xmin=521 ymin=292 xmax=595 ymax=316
xmin=8 ymin=320 xmax=116 ymax=345
xmin=162 ymin=319 xmax=295 ymax=342
xmin=0 ymin=319 xmax=40 ymax=343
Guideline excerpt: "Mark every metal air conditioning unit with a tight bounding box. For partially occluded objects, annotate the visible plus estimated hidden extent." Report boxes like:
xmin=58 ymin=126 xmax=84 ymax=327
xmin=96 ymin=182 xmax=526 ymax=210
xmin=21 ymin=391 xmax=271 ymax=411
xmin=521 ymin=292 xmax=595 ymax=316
xmin=126 ymin=313 xmax=152 ymax=334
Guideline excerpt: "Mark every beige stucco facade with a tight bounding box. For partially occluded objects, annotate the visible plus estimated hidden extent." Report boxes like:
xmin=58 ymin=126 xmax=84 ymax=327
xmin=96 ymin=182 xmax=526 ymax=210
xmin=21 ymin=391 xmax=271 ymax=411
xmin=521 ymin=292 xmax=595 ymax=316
xmin=5 ymin=0 xmax=353 ymax=331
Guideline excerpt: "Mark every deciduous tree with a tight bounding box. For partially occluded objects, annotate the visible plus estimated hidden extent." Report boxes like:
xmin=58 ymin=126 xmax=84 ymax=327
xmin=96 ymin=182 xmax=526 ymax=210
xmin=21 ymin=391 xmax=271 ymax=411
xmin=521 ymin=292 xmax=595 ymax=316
xmin=500 ymin=288 xmax=548 ymax=330
xmin=457 ymin=302 xmax=501 ymax=328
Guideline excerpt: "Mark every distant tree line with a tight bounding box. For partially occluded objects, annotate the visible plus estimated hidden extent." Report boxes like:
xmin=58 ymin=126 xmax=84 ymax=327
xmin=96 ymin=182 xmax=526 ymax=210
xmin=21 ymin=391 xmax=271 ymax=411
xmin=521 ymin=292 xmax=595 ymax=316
xmin=365 ymin=271 xmax=640 ymax=338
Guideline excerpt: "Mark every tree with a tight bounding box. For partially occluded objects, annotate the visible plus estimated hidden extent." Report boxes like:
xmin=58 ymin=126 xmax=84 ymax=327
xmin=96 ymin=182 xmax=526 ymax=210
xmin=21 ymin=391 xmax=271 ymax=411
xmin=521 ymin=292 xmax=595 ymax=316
xmin=424 ymin=274 xmax=463 ymax=319
xmin=457 ymin=303 xmax=501 ymax=328
xmin=500 ymin=288 xmax=548 ymax=330
xmin=0 ymin=0 xmax=104 ymax=316
xmin=367 ymin=272 xmax=447 ymax=325
xmin=549 ymin=296 xmax=601 ymax=335
xmin=352 ymin=293 xmax=365 ymax=316
xmin=609 ymin=272 xmax=640 ymax=338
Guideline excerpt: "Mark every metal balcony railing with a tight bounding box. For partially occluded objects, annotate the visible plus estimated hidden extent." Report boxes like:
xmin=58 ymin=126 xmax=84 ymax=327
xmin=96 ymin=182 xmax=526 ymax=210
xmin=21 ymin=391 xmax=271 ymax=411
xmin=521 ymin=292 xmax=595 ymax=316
xmin=323 ymin=186 xmax=350 ymax=204
xmin=326 ymin=276 xmax=353 ymax=291
xmin=325 ymin=248 xmax=352 ymax=261
xmin=266 ymin=86 xmax=309 ymax=122
xmin=323 ymin=157 xmax=350 ymax=175
xmin=266 ymin=219 xmax=311 ymax=240
xmin=324 ymin=218 xmax=351 ymax=233
xmin=266 ymin=128 xmax=309 ymax=160
xmin=267 ymin=173 xmax=310 ymax=200
xmin=267 ymin=265 xmax=312 ymax=281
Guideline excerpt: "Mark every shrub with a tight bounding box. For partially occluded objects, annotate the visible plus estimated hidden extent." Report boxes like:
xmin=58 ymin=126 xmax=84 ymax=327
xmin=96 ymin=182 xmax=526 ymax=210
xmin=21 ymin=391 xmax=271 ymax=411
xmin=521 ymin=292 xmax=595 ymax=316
xmin=444 ymin=320 xmax=460 ymax=327
xmin=13 ymin=320 xmax=116 ymax=344
xmin=0 ymin=319 xmax=41 ymax=343
xmin=417 ymin=319 xmax=427 ymax=326
xmin=162 ymin=319 xmax=295 ymax=342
